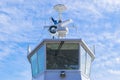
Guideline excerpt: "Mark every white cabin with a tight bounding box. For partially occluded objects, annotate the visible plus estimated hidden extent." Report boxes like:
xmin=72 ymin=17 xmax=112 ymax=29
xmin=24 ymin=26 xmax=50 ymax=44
xmin=27 ymin=39 xmax=95 ymax=80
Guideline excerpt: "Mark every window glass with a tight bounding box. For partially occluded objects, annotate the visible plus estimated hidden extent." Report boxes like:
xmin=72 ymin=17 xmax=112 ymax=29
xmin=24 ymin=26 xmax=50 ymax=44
xmin=46 ymin=42 xmax=79 ymax=70
xmin=38 ymin=46 xmax=45 ymax=73
xmin=30 ymin=53 xmax=38 ymax=77
xmin=80 ymin=46 xmax=86 ymax=73
xmin=81 ymin=46 xmax=92 ymax=76
xmin=86 ymin=53 xmax=91 ymax=76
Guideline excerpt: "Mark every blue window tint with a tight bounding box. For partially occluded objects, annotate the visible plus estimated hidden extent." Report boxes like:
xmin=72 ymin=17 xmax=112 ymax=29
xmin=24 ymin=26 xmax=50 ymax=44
xmin=38 ymin=46 xmax=45 ymax=73
xmin=30 ymin=53 xmax=38 ymax=77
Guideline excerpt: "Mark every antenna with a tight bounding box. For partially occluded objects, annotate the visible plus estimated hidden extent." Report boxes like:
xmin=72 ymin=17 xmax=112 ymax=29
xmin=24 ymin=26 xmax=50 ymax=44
xmin=93 ymin=45 xmax=95 ymax=54
xmin=93 ymin=45 xmax=95 ymax=55
xmin=54 ymin=4 xmax=67 ymax=21
xmin=44 ymin=4 xmax=73 ymax=38
xmin=27 ymin=45 xmax=31 ymax=55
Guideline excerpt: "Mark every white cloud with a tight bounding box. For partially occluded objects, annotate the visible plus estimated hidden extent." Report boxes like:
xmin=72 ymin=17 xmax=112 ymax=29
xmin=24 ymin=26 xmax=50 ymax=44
xmin=0 ymin=0 xmax=51 ymax=43
xmin=0 ymin=43 xmax=13 ymax=60
xmin=108 ymin=69 xmax=120 ymax=75
xmin=19 ymin=70 xmax=32 ymax=80
xmin=93 ymin=0 xmax=120 ymax=12
xmin=0 ymin=14 xmax=10 ymax=25
xmin=115 ymin=57 xmax=120 ymax=64
xmin=101 ymin=30 xmax=120 ymax=44
xmin=67 ymin=1 xmax=103 ymax=21
xmin=0 ymin=41 xmax=28 ymax=61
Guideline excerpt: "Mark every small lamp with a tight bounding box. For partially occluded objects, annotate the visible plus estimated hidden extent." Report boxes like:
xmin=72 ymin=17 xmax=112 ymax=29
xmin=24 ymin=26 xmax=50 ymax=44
xmin=60 ymin=71 xmax=66 ymax=78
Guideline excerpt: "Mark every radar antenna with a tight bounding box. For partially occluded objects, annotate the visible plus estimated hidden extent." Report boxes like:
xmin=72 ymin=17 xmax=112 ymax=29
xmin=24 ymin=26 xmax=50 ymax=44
xmin=54 ymin=4 xmax=67 ymax=21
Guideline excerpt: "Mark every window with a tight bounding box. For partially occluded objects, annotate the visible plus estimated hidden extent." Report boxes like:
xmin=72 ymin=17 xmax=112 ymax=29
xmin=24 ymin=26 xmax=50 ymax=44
xmin=86 ymin=53 xmax=91 ymax=76
xmin=46 ymin=42 xmax=79 ymax=70
xmin=30 ymin=45 xmax=45 ymax=77
xmin=38 ymin=46 xmax=45 ymax=73
xmin=80 ymin=46 xmax=86 ymax=73
xmin=80 ymin=46 xmax=92 ymax=76
xmin=30 ymin=53 xmax=38 ymax=77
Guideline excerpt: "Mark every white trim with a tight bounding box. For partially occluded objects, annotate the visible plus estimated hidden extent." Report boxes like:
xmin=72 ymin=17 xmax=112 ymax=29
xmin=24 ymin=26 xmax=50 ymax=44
xmin=80 ymin=40 xmax=95 ymax=61
xmin=28 ymin=39 xmax=95 ymax=79
xmin=28 ymin=39 xmax=95 ymax=62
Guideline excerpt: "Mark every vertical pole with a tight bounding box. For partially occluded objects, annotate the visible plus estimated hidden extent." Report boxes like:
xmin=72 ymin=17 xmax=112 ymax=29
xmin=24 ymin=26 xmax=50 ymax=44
xmin=27 ymin=44 xmax=31 ymax=55
xmin=93 ymin=45 xmax=95 ymax=55
xmin=52 ymin=36 xmax=55 ymax=39
xmin=58 ymin=12 xmax=62 ymax=21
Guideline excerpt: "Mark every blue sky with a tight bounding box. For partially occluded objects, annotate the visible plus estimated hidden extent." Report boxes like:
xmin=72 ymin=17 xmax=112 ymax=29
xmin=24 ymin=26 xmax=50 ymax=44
xmin=0 ymin=0 xmax=120 ymax=80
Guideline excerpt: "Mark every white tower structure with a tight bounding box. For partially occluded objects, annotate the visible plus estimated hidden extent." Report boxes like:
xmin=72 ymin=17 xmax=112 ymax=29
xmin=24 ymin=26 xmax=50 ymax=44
xmin=27 ymin=4 xmax=95 ymax=80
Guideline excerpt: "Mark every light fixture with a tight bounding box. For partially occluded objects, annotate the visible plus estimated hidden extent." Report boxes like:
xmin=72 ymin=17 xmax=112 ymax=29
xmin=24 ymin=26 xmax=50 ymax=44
xmin=60 ymin=71 xmax=66 ymax=78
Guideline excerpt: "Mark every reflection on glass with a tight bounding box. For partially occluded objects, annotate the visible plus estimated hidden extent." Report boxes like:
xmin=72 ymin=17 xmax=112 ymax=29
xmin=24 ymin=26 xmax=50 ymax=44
xmin=80 ymin=46 xmax=92 ymax=77
xmin=81 ymin=46 xmax=86 ymax=73
xmin=86 ymin=53 xmax=91 ymax=76
xmin=46 ymin=43 xmax=79 ymax=70
xmin=30 ymin=53 xmax=38 ymax=77
xmin=38 ymin=46 xmax=45 ymax=73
